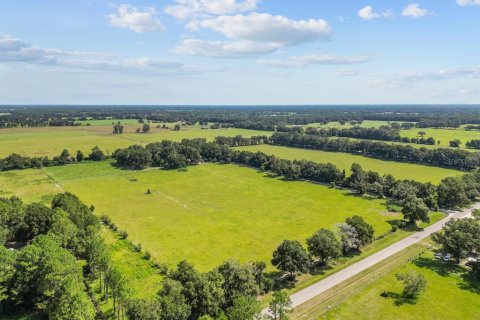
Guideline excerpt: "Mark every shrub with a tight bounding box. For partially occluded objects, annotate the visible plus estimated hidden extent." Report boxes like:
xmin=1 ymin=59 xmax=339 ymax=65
xmin=144 ymin=251 xmax=152 ymax=260
xmin=134 ymin=243 xmax=142 ymax=252
xmin=119 ymin=230 xmax=128 ymax=239
xmin=100 ymin=215 xmax=111 ymax=225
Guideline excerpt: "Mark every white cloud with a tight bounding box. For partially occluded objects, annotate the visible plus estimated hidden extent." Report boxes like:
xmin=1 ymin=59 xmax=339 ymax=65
xmin=175 ymin=13 xmax=331 ymax=57
xmin=457 ymin=0 xmax=480 ymax=6
xmin=165 ymin=0 xmax=259 ymax=19
xmin=0 ymin=34 xmax=211 ymax=76
xmin=106 ymin=4 xmax=165 ymax=33
xmin=358 ymin=5 xmax=391 ymax=20
xmin=188 ymin=13 xmax=330 ymax=43
xmin=258 ymin=54 xmax=369 ymax=68
xmin=402 ymin=4 xmax=429 ymax=18
xmin=174 ymin=39 xmax=279 ymax=57
xmin=358 ymin=6 xmax=379 ymax=20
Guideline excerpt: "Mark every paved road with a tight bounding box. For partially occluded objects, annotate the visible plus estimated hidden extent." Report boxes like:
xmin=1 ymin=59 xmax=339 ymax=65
xmin=264 ymin=202 xmax=479 ymax=312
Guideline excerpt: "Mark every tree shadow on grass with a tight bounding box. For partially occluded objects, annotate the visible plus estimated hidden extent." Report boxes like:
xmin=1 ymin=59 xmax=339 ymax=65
xmin=381 ymin=291 xmax=419 ymax=306
xmin=343 ymin=192 xmax=380 ymax=201
xmin=459 ymin=272 xmax=480 ymax=294
xmin=386 ymin=219 xmax=423 ymax=232
xmin=307 ymin=261 xmax=334 ymax=276
xmin=414 ymin=257 xmax=463 ymax=277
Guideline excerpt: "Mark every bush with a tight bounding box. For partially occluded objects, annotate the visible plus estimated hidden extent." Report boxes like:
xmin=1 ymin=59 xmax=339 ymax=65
xmin=119 ymin=230 xmax=128 ymax=239
xmin=144 ymin=251 xmax=152 ymax=260
xmin=100 ymin=215 xmax=111 ymax=225
xmin=134 ymin=243 xmax=142 ymax=252
xmin=156 ymin=263 xmax=169 ymax=275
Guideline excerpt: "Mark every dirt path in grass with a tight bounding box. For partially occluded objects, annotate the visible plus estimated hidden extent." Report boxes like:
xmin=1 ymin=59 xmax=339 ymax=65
xmin=41 ymin=169 xmax=65 ymax=192
xmin=263 ymin=202 xmax=480 ymax=314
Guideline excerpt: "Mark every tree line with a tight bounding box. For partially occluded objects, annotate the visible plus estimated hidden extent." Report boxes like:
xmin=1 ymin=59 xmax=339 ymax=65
xmin=0 ymin=147 xmax=105 ymax=171
xmin=270 ymin=132 xmax=480 ymax=170
xmin=4 ymin=105 xmax=480 ymax=129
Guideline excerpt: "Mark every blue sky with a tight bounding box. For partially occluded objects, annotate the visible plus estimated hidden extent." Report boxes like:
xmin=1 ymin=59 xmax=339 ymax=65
xmin=0 ymin=0 xmax=479 ymax=104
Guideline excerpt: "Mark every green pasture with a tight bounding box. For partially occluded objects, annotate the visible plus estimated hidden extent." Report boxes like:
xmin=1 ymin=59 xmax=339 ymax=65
xmin=306 ymin=120 xmax=480 ymax=149
xmin=320 ymin=248 xmax=480 ymax=320
xmin=0 ymin=124 xmax=269 ymax=158
xmin=236 ymin=145 xmax=463 ymax=184
xmin=33 ymin=161 xmax=398 ymax=271
xmin=401 ymin=127 xmax=480 ymax=148
xmin=0 ymin=169 xmax=60 ymax=203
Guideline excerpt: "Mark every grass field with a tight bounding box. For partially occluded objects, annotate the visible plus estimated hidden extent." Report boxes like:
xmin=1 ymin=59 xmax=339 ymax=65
xmin=401 ymin=127 xmax=480 ymax=148
xmin=0 ymin=124 xmax=269 ymax=158
xmin=90 ymin=227 xmax=164 ymax=316
xmin=236 ymin=145 xmax=463 ymax=184
xmin=0 ymin=169 xmax=60 ymax=203
xmin=33 ymin=161 xmax=399 ymax=271
xmin=305 ymin=120 xmax=480 ymax=149
xmin=315 ymin=244 xmax=480 ymax=320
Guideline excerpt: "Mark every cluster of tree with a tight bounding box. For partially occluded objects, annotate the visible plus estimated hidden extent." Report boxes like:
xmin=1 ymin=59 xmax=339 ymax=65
xmin=465 ymin=125 xmax=480 ymax=131
xmin=270 ymin=132 xmax=480 ymax=170
xmin=210 ymin=123 xmax=234 ymax=129
xmin=113 ymin=122 xmax=124 ymax=134
xmin=0 ymin=193 xmax=102 ymax=319
xmin=113 ymin=141 xmax=202 ymax=170
xmin=302 ymin=126 xmax=437 ymax=146
xmin=125 ymin=257 xmax=297 ymax=320
xmin=0 ymin=192 xmax=158 ymax=320
xmin=432 ymin=217 xmax=480 ymax=263
xmin=416 ymin=119 xmax=461 ymax=128
xmin=270 ymin=216 xmax=374 ymax=280
xmin=304 ymin=126 xmax=401 ymax=141
xmin=466 ymin=139 xmax=480 ymax=149
xmin=0 ymin=147 xmax=106 ymax=172
xmin=213 ymin=135 xmax=269 ymax=147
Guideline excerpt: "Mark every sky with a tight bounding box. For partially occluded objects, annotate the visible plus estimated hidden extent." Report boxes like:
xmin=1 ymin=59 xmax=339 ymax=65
xmin=0 ymin=0 xmax=479 ymax=105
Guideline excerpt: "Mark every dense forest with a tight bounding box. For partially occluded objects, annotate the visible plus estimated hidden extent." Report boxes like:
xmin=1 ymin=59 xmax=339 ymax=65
xmin=2 ymin=105 xmax=480 ymax=129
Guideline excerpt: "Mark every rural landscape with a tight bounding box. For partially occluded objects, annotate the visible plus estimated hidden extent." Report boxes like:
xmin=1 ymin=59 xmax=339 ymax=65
xmin=1 ymin=0 xmax=479 ymax=319
xmin=0 ymin=106 xmax=479 ymax=319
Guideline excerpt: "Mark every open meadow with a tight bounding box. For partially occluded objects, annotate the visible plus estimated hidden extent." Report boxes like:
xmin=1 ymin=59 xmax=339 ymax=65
xmin=0 ymin=161 xmax=399 ymax=271
xmin=318 ymin=247 xmax=480 ymax=320
xmin=236 ymin=145 xmax=463 ymax=184
xmin=0 ymin=124 xmax=269 ymax=158
xmin=306 ymin=120 xmax=480 ymax=149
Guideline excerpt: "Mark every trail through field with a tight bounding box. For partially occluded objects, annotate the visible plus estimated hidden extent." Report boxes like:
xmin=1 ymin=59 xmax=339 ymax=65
xmin=41 ymin=169 xmax=65 ymax=192
xmin=263 ymin=202 xmax=480 ymax=314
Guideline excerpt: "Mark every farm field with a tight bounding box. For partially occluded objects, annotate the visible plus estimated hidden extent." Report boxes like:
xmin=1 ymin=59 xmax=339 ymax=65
xmin=401 ymin=127 xmax=480 ymax=148
xmin=236 ymin=144 xmax=463 ymax=183
xmin=0 ymin=124 xmax=269 ymax=158
xmin=33 ymin=161 xmax=397 ymax=271
xmin=0 ymin=169 xmax=60 ymax=203
xmin=305 ymin=120 xmax=480 ymax=149
xmin=317 ymin=246 xmax=480 ymax=320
